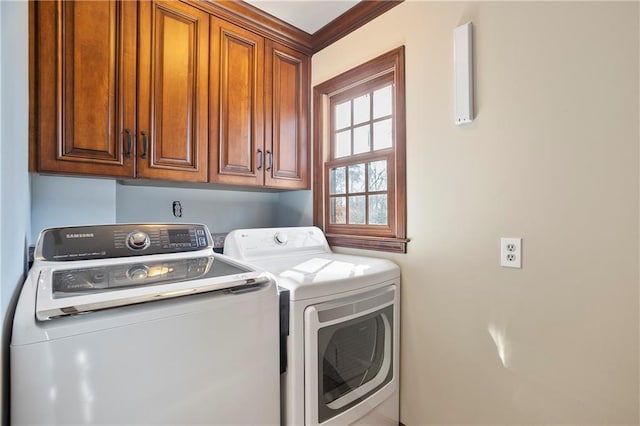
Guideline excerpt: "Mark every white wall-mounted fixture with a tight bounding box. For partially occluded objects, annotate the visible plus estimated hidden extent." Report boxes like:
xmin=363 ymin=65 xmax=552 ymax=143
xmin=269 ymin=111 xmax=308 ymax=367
xmin=500 ymin=237 xmax=522 ymax=268
xmin=454 ymin=22 xmax=474 ymax=125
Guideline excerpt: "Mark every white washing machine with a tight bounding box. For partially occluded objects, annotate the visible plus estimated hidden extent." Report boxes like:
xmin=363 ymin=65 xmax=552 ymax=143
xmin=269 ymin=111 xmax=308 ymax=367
xmin=225 ymin=226 xmax=400 ymax=426
xmin=11 ymin=223 xmax=280 ymax=426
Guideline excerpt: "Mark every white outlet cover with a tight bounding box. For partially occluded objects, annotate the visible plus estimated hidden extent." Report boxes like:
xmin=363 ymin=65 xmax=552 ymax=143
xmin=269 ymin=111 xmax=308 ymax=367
xmin=500 ymin=237 xmax=522 ymax=268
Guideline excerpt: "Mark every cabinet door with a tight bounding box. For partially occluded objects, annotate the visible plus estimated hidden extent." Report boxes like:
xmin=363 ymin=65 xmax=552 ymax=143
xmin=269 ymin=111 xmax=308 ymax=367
xmin=209 ymin=18 xmax=265 ymax=186
xmin=35 ymin=0 xmax=136 ymax=177
xmin=137 ymin=0 xmax=209 ymax=182
xmin=264 ymin=41 xmax=310 ymax=189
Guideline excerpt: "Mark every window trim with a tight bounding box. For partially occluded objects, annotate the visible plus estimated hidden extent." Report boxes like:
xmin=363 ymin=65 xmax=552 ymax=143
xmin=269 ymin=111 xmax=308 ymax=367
xmin=313 ymin=46 xmax=408 ymax=253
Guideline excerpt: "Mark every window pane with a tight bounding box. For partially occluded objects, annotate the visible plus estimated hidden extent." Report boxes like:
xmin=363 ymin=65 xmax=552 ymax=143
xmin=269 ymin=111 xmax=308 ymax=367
xmin=335 ymin=130 xmax=351 ymax=158
xmin=368 ymin=194 xmax=388 ymax=225
xmin=373 ymin=119 xmax=392 ymax=151
xmin=368 ymin=160 xmax=387 ymax=192
xmin=373 ymin=85 xmax=392 ymax=119
xmin=353 ymin=125 xmax=370 ymax=155
xmin=353 ymin=93 xmax=370 ymax=125
xmin=348 ymin=196 xmax=365 ymax=224
xmin=348 ymin=164 xmax=365 ymax=193
xmin=335 ymin=101 xmax=351 ymax=130
xmin=330 ymin=197 xmax=346 ymax=224
xmin=330 ymin=167 xmax=346 ymax=195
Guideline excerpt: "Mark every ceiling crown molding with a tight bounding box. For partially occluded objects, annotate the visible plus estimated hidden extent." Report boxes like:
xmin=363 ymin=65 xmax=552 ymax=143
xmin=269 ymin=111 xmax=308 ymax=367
xmin=311 ymin=0 xmax=404 ymax=54
xmin=193 ymin=1 xmax=404 ymax=55
xmin=195 ymin=0 xmax=314 ymax=54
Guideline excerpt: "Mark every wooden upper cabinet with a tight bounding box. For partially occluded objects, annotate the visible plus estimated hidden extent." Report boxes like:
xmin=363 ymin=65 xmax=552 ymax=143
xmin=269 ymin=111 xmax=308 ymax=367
xmin=35 ymin=0 xmax=137 ymax=177
xmin=32 ymin=1 xmax=310 ymax=188
xmin=208 ymin=23 xmax=310 ymax=190
xmin=264 ymin=41 xmax=310 ymax=189
xmin=209 ymin=18 xmax=265 ymax=186
xmin=137 ymin=0 xmax=209 ymax=182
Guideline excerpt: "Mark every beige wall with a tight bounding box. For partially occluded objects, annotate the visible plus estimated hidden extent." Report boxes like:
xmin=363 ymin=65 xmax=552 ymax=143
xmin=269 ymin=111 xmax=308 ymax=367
xmin=313 ymin=2 xmax=639 ymax=425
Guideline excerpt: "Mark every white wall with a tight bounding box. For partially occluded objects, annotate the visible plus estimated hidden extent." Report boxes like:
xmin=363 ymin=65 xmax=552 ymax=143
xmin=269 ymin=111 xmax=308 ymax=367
xmin=30 ymin=176 xmax=285 ymax=236
xmin=1 ymin=1 xmax=30 ymax=305
xmin=0 ymin=2 xmax=4 ymax=421
xmin=30 ymin=174 xmax=117 ymax=242
xmin=115 ymin=183 xmax=281 ymax=233
xmin=1 ymin=0 xmax=3 ymax=286
xmin=313 ymin=2 xmax=639 ymax=425
xmin=277 ymin=190 xmax=313 ymax=227
xmin=0 ymin=1 xmax=30 ymax=423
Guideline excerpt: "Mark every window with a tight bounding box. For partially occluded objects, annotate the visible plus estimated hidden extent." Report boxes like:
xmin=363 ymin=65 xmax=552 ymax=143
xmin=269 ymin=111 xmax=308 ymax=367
xmin=313 ymin=47 xmax=407 ymax=253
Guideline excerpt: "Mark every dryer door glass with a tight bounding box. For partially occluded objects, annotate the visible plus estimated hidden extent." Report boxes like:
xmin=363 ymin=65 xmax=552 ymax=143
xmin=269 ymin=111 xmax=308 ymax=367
xmin=316 ymin=304 xmax=393 ymax=423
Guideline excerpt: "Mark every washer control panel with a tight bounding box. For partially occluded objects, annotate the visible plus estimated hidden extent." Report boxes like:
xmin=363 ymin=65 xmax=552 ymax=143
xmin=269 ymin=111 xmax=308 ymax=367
xmin=38 ymin=224 xmax=212 ymax=261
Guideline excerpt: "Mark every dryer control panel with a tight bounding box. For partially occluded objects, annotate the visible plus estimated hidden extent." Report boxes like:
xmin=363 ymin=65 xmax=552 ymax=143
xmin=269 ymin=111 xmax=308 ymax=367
xmin=224 ymin=226 xmax=331 ymax=261
xmin=37 ymin=224 xmax=212 ymax=261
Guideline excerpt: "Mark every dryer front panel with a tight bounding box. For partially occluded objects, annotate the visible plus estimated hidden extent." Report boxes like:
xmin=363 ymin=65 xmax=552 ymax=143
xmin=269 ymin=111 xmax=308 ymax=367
xmin=304 ymin=285 xmax=397 ymax=425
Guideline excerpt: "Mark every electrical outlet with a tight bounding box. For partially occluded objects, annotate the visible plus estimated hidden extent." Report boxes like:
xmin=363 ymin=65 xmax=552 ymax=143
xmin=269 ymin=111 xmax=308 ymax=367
xmin=500 ymin=237 xmax=522 ymax=268
xmin=173 ymin=201 xmax=182 ymax=218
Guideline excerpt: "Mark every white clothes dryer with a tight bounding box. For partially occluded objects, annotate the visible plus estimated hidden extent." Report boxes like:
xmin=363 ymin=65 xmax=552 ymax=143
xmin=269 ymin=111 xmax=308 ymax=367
xmin=225 ymin=226 xmax=400 ymax=426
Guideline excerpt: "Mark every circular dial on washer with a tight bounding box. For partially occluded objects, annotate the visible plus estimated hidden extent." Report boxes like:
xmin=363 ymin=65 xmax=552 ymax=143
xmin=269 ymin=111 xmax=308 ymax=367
xmin=274 ymin=232 xmax=288 ymax=245
xmin=126 ymin=264 xmax=149 ymax=280
xmin=126 ymin=231 xmax=150 ymax=250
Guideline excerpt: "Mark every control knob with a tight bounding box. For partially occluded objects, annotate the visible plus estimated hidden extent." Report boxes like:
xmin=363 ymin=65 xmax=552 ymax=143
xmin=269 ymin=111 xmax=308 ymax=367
xmin=127 ymin=264 xmax=149 ymax=280
xmin=126 ymin=231 xmax=150 ymax=251
xmin=274 ymin=232 xmax=288 ymax=246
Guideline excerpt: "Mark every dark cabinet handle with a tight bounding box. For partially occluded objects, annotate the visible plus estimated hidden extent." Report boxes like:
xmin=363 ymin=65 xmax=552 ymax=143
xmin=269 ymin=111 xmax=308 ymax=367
xmin=123 ymin=129 xmax=132 ymax=157
xmin=257 ymin=149 xmax=263 ymax=170
xmin=140 ymin=131 xmax=148 ymax=159
xmin=266 ymin=150 xmax=273 ymax=171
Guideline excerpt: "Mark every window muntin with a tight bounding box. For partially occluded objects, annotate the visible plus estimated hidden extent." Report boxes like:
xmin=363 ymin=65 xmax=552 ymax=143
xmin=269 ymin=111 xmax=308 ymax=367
xmin=330 ymin=80 xmax=394 ymax=160
xmin=313 ymin=47 xmax=407 ymax=253
xmin=327 ymin=158 xmax=389 ymax=226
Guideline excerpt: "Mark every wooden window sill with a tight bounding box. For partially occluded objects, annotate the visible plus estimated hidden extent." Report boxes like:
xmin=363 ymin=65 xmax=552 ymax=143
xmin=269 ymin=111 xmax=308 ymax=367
xmin=326 ymin=233 xmax=410 ymax=254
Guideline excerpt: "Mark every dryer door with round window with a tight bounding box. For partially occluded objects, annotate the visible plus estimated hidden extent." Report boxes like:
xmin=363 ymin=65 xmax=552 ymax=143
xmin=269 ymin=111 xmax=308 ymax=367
xmin=304 ymin=285 xmax=397 ymax=426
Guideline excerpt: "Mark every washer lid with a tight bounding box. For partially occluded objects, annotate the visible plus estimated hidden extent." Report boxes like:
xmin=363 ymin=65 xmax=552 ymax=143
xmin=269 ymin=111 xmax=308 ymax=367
xmin=35 ymin=254 xmax=269 ymax=320
xmin=249 ymin=252 xmax=399 ymax=301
